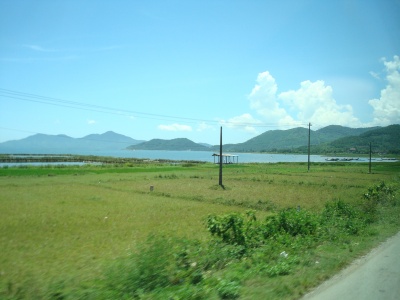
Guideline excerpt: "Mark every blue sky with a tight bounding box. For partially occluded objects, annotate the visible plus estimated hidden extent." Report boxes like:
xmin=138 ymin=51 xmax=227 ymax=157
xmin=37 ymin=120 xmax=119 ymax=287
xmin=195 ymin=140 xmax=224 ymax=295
xmin=0 ymin=0 xmax=399 ymax=144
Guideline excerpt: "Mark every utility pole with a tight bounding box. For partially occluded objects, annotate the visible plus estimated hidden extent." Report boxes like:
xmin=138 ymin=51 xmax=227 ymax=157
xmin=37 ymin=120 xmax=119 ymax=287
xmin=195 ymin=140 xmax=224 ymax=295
xmin=219 ymin=126 xmax=223 ymax=187
xmin=308 ymin=122 xmax=312 ymax=171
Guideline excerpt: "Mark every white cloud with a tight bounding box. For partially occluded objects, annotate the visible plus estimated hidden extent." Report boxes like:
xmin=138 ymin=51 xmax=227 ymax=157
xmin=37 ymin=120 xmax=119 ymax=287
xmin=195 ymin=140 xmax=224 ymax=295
xmin=196 ymin=122 xmax=213 ymax=132
xmin=219 ymin=113 xmax=261 ymax=134
xmin=158 ymin=123 xmax=192 ymax=131
xmin=247 ymin=72 xmax=295 ymax=126
xmin=368 ymin=55 xmax=400 ymax=126
xmin=23 ymin=44 xmax=56 ymax=52
xmin=248 ymin=71 xmax=278 ymax=110
xmin=87 ymin=120 xmax=96 ymax=125
xmin=278 ymin=80 xmax=361 ymax=127
xmin=369 ymin=71 xmax=380 ymax=80
xmin=234 ymin=57 xmax=400 ymax=132
xmin=247 ymin=71 xmax=363 ymax=128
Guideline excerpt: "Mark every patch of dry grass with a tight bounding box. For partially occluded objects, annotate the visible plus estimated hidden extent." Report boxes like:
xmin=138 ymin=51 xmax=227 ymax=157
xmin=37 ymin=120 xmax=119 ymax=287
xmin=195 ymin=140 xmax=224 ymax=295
xmin=0 ymin=173 xmax=244 ymax=290
xmin=0 ymin=161 xmax=398 ymax=297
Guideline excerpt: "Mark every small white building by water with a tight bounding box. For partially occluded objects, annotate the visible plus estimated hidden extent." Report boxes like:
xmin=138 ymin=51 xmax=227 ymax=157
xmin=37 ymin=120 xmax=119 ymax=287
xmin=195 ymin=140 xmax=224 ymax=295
xmin=212 ymin=153 xmax=239 ymax=164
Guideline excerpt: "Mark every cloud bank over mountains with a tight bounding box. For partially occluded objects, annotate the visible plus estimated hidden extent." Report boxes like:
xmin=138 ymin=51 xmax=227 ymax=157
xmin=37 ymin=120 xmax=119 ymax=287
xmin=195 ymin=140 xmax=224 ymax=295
xmin=247 ymin=73 xmax=361 ymax=130
xmin=157 ymin=56 xmax=399 ymax=136
xmin=244 ymin=55 xmax=400 ymax=132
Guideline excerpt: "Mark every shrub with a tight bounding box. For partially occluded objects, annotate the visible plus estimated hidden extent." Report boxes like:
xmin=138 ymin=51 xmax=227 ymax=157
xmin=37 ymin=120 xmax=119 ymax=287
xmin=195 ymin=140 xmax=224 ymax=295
xmin=266 ymin=261 xmax=291 ymax=277
xmin=321 ymin=199 xmax=365 ymax=237
xmin=207 ymin=213 xmax=245 ymax=246
xmin=263 ymin=208 xmax=319 ymax=238
xmin=363 ymin=181 xmax=396 ymax=206
xmin=322 ymin=199 xmax=358 ymax=220
xmin=199 ymin=241 xmax=245 ymax=270
xmin=217 ymin=279 xmax=240 ymax=299
xmin=361 ymin=181 xmax=398 ymax=223
xmin=206 ymin=211 xmax=261 ymax=251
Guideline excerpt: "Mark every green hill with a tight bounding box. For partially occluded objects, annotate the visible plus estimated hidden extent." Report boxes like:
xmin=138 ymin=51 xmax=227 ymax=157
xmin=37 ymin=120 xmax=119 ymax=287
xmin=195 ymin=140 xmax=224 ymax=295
xmin=312 ymin=124 xmax=400 ymax=154
xmin=220 ymin=127 xmax=309 ymax=152
xmin=215 ymin=125 xmax=380 ymax=153
xmin=312 ymin=125 xmax=379 ymax=144
xmin=127 ymin=138 xmax=209 ymax=151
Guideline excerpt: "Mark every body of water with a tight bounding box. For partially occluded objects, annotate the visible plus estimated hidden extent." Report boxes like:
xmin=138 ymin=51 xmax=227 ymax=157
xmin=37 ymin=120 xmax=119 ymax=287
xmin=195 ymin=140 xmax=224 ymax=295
xmin=0 ymin=161 xmax=94 ymax=167
xmin=124 ymin=150 xmax=327 ymax=163
xmin=0 ymin=149 xmax=389 ymax=166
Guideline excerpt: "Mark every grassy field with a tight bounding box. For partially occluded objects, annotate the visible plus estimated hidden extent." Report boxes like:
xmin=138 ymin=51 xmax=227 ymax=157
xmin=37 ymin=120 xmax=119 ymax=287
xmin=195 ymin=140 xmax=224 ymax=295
xmin=0 ymin=161 xmax=399 ymax=299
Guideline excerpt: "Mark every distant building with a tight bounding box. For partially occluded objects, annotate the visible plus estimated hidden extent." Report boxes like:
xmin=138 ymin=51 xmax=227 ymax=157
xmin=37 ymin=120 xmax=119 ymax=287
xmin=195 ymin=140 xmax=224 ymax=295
xmin=212 ymin=153 xmax=239 ymax=164
xmin=349 ymin=147 xmax=357 ymax=152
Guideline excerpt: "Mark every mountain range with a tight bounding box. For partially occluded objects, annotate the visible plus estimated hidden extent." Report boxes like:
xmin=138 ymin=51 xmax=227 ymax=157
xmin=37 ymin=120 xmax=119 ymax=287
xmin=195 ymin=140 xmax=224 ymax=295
xmin=218 ymin=125 xmax=379 ymax=152
xmin=0 ymin=125 xmax=399 ymax=154
xmin=223 ymin=124 xmax=398 ymax=154
xmin=0 ymin=131 xmax=144 ymax=153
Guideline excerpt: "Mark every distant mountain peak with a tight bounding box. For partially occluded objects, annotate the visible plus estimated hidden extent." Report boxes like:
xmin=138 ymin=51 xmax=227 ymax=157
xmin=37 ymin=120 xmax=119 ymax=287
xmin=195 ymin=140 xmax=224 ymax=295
xmin=0 ymin=125 xmax=398 ymax=154
xmin=127 ymin=137 xmax=209 ymax=151
xmin=101 ymin=131 xmax=119 ymax=136
xmin=0 ymin=131 xmax=144 ymax=153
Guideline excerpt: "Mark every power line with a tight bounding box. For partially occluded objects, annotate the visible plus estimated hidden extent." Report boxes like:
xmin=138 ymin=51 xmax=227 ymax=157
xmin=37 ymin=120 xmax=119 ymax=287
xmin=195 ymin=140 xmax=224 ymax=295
xmin=0 ymin=88 xmax=205 ymax=124
xmin=0 ymin=88 xmax=308 ymax=128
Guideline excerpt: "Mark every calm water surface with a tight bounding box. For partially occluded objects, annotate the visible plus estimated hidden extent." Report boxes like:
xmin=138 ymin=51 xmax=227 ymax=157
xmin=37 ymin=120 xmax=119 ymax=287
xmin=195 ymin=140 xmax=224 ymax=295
xmin=0 ymin=149 xmax=380 ymax=166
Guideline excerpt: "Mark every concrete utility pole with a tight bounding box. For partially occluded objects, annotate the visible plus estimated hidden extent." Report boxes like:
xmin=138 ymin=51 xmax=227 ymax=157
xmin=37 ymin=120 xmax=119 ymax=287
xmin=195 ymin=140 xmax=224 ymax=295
xmin=308 ymin=122 xmax=312 ymax=171
xmin=219 ymin=127 xmax=223 ymax=186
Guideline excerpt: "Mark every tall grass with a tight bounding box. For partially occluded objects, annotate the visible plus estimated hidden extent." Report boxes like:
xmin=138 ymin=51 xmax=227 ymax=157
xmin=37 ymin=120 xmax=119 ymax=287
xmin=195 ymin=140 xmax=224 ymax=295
xmin=0 ymin=162 xmax=399 ymax=299
xmin=0 ymin=171 xmax=244 ymax=297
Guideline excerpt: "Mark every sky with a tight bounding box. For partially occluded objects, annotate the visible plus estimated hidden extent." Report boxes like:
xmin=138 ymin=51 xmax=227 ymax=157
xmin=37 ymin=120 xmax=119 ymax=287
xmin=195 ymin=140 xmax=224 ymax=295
xmin=0 ymin=0 xmax=399 ymax=145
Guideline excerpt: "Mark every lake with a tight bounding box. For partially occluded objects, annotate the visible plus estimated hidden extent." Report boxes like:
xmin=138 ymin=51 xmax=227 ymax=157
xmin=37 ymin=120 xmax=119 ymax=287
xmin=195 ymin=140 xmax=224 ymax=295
xmin=123 ymin=150 xmax=326 ymax=163
xmin=0 ymin=149 xmax=385 ymax=165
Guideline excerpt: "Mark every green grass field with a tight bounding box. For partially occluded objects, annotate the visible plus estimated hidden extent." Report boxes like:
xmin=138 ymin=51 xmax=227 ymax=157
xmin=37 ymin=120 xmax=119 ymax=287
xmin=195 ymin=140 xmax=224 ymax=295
xmin=1 ymin=161 xmax=399 ymax=299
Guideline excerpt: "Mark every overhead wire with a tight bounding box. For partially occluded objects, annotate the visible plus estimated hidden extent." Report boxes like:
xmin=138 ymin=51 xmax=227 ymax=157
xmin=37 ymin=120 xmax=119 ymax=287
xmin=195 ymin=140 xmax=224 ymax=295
xmin=0 ymin=88 xmax=308 ymax=128
xmin=0 ymin=88 xmax=205 ymax=124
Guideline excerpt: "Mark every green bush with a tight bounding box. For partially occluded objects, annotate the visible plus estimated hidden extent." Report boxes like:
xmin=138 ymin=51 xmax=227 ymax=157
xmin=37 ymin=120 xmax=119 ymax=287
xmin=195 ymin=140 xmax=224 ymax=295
xmin=321 ymin=199 xmax=365 ymax=237
xmin=263 ymin=208 xmax=319 ymax=238
xmin=217 ymin=279 xmax=240 ymax=299
xmin=363 ymin=182 xmax=395 ymax=205
xmin=361 ymin=181 xmax=398 ymax=223
xmin=266 ymin=261 xmax=291 ymax=277
xmin=206 ymin=211 xmax=261 ymax=252
xmin=200 ymin=241 xmax=245 ymax=270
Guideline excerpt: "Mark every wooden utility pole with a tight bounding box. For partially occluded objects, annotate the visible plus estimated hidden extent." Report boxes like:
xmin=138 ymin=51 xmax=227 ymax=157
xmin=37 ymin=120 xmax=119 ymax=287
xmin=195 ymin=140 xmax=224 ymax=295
xmin=219 ymin=126 xmax=223 ymax=186
xmin=308 ymin=122 xmax=311 ymax=171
